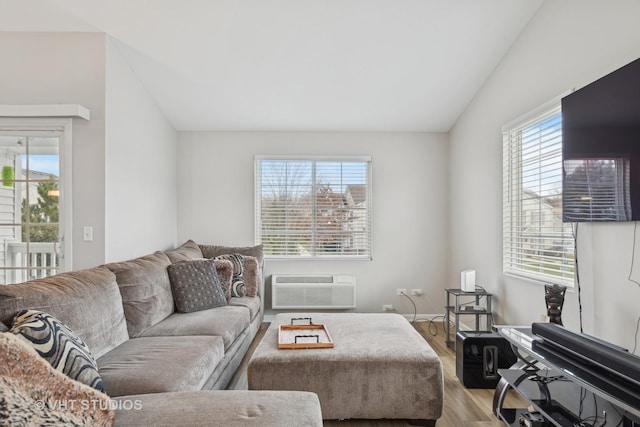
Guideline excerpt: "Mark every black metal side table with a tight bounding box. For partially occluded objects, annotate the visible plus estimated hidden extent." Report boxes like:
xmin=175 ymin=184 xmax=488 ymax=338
xmin=444 ymin=287 xmax=493 ymax=350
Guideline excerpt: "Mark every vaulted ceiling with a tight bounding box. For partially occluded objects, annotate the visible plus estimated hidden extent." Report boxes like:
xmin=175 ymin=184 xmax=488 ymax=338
xmin=1 ymin=0 xmax=543 ymax=131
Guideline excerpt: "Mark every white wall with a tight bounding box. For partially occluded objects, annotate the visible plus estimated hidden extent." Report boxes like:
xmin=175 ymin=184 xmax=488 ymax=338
xmin=449 ymin=0 xmax=640 ymax=350
xmin=105 ymin=38 xmax=178 ymax=261
xmin=0 ymin=32 xmax=106 ymax=270
xmin=178 ymin=132 xmax=449 ymax=316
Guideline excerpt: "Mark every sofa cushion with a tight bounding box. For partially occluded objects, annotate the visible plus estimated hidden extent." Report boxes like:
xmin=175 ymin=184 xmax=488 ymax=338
xmin=112 ymin=390 xmax=323 ymax=427
xmin=140 ymin=305 xmax=250 ymax=350
xmin=229 ymin=296 xmax=261 ymax=322
xmin=10 ymin=309 xmax=105 ymax=393
xmin=97 ymin=335 xmax=223 ymax=397
xmin=0 ymin=332 xmax=115 ymax=427
xmin=104 ymin=252 xmax=173 ymax=338
xmin=167 ymin=259 xmax=227 ymax=313
xmin=0 ymin=266 xmax=129 ymax=359
xmin=165 ymin=239 xmax=204 ymax=263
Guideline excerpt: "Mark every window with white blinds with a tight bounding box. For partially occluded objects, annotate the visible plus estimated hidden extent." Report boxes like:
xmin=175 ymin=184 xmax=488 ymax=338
xmin=503 ymin=105 xmax=575 ymax=286
xmin=255 ymin=157 xmax=372 ymax=259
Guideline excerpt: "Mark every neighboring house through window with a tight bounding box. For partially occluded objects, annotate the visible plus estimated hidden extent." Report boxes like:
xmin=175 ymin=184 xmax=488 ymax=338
xmin=0 ymin=121 xmax=70 ymax=285
xmin=255 ymin=156 xmax=372 ymax=259
xmin=503 ymin=104 xmax=575 ymax=286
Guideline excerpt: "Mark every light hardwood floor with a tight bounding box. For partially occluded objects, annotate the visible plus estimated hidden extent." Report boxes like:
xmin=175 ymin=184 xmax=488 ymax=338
xmin=229 ymin=320 xmax=524 ymax=427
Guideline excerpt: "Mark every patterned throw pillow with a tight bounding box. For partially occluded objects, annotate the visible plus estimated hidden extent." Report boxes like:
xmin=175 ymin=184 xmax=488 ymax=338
xmin=200 ymin=244 xmax=264 ymax=296
xmin=10 ymin=310 xmax=106 ymax=393
xmin=167 ymin=258 xmax=228 ymax=312
xmin=213 ymin=254 xmax=247 ymax=297
xmin=213 ymin=259 xmax=234 ymax=303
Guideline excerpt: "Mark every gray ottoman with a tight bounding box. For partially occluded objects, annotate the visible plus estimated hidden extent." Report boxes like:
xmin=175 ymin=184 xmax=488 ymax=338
xmin=248 ymin=313 xmax=443 ymax=424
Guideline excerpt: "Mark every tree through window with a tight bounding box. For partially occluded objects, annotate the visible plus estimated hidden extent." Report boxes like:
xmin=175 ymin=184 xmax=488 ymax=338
xmin=255 ymin=158 xmax=371 ymax=258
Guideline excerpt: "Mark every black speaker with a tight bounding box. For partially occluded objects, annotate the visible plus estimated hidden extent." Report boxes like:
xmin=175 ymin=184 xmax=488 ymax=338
xmin=455 ymin=331 xmax=517 ymax=388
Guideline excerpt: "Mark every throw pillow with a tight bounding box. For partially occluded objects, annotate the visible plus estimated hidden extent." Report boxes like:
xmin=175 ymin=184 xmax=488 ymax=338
xmin=200 ymin=244 xmax=263 ymax=297
xmin=10 ymin=310 xmax=106 ymax=393
xmin=0 ymin=320 xmax=8 ymax=332
xmin=213 ymin=254 xmax=247 ymax=297
xmin=214 ymin=258 xmax=234 ymax=303
xmin=0 ymin=332 xmax=114 ymax=426
xmin=167 ymin=258 xmax=228 ymax=313
xmin=213 ymin=254 xmax=260 ymax=298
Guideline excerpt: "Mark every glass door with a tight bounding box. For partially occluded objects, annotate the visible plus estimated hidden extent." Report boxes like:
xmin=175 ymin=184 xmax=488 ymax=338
xmin=0 ymin=131 xmax=64 ymax=284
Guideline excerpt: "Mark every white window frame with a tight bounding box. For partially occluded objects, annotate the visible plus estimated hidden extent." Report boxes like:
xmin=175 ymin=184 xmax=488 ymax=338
xmin=255 ymin=155 xmax=372 ymax=260
xmin=502 ymin=101 xmax=575 ymax=287
xmin=0 ymin=117 xmax=74 ymax=279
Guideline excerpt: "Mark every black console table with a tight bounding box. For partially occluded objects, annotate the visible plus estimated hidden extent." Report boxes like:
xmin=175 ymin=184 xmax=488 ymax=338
xmin=493 ymin=326 xmax=640 ymax=427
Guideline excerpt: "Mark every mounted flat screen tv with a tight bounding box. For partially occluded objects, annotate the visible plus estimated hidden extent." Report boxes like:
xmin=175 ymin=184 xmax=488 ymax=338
xmin=562 ymin=57 xmax=640 ymax=222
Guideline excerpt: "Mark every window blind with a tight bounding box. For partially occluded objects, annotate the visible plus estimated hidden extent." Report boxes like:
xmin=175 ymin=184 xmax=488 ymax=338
xmin=503 ymin=105 xmax=575 ymax=286
xmin=255 ymin=157 xmax=372 ymax=259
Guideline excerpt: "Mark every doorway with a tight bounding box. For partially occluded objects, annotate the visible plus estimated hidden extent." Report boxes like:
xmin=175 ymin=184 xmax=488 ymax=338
xmin=0 ymin=120 xmax=71 ymax=284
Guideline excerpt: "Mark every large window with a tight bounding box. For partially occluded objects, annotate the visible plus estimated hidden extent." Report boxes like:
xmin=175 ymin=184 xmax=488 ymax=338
xmin=255 ymin=156 xmax=371 ymax=259
xmin=503 ymin=104 xmax=575 ymax=286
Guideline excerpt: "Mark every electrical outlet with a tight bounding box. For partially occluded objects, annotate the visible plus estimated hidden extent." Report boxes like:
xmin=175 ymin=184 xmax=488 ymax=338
xmin=396 ymin=288 xmax=407 ymax=296
xmin=411 ymin=288 xmax=424 ymax=296
xmin=383 ymin=305 xmax=394 ymax=311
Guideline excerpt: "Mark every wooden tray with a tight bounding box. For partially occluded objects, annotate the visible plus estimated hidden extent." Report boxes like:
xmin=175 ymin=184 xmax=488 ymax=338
xmin=278 ymin=323 xmax=334 ymax=350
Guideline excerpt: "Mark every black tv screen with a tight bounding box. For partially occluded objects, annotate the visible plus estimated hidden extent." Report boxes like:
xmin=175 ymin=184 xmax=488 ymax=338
xmin=562 ymin=57 xmax=640 ymax=222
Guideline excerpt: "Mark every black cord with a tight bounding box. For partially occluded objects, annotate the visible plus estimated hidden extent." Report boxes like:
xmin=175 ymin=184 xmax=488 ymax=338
xmin=579 ymin=388 xmax=586 ymax=417
xmin=400 ymin=291 xmax=417 ymax=323
xmin=413 ymin=315 xmax=454 ymax=337
xmin=573 ymin=222 xmax=584 ymax=333
xmin=628 ymin=221 xmax=640 ymax=286
xmin=633 ymin=314 xmax=640 ymax=354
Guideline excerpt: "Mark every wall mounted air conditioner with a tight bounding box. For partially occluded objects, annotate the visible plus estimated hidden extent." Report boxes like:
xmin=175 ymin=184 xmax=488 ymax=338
xmin=271 ymin=274 xmax=356 ymax=309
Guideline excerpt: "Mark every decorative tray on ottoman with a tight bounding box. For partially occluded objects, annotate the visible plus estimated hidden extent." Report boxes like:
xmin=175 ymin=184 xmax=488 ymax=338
xmin=278 ymin=317 xmax=334 ymax=350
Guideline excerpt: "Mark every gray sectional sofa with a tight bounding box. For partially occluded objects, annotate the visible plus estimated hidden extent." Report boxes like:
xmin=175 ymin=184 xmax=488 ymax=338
xmin=0 ymin=240 xmax=323 ymax=426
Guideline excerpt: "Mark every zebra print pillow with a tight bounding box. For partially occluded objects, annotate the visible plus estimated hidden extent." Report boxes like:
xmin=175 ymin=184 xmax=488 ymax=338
xmin=213 ymin=254 xmax=260 ymax=297
xmin=213 ymin=254 xmax=247 ymax=297
xmin=10 ymin=310 xmax=105 ymax=393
